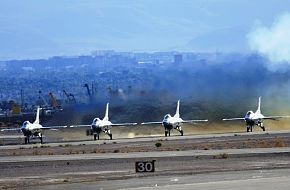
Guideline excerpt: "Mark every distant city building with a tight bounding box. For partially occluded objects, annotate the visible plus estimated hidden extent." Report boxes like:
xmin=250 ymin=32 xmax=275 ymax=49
xmin=174 ymin=54 xmax=183 ymax=64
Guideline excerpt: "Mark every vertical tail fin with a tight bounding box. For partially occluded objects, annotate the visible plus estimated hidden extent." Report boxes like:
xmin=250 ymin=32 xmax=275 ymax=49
xmin=256 ymin=97 xmax=261 ymax=114
xmin=34 ymin=107 xmax=41 ymax=124
xmin=174 ymin=100 xmax=180 ymax=118
xmin=103 ymin=103 xmax=109 ymax=121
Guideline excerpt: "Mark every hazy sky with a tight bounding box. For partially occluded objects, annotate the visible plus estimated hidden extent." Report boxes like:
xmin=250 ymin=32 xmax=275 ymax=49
xmin=1 ymin=0 xmax=290 ymax=60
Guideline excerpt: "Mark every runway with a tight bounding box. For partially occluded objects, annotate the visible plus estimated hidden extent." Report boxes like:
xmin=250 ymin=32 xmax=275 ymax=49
xmin=1 ymin=147 xmax=290 ymax=162
xmin=2 ymin=129 xmax=290 ymax=149
xmin=1 ymin=146 xmax=290 ymax=188
xmin=40 ymin=169 xmax=290 ymax=190
xmin=1 ymin=130 xmax=290 ymax=189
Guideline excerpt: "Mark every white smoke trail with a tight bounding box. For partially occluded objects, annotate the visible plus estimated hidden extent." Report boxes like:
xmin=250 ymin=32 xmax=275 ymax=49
xmin=248 ymin=13 xmax=290 ymax=64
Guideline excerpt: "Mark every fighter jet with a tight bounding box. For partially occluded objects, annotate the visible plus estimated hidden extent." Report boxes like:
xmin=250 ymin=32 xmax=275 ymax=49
xmin=141 ymin=100 xmax=208 ymax=136
xmin=0 ymin=107 xmax=67 ymax=144
xmin=223 ymin=97 xmax=290 ymax=132
xmin=70 ymin=103 xmax=137 ymax=140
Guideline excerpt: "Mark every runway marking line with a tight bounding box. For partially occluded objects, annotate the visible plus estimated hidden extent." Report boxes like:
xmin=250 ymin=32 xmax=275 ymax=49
xmin=117 ymin=176 xmax=290 ymax=190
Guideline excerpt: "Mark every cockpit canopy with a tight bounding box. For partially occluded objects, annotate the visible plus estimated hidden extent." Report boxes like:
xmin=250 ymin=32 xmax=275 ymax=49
xmin=164 ymin=114 xmax=171 ymax=120
xmin=93 ymin=118 xmax=101 ymax=123
xmin=246 ymin=111 xmax=254 ymax=116
xmin=22 ymin=121 xmax=30 ymax=127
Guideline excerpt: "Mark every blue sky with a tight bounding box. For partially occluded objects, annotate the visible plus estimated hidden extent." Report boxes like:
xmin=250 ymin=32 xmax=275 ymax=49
xmin=1 ymin=0 xmax=290 ymax=60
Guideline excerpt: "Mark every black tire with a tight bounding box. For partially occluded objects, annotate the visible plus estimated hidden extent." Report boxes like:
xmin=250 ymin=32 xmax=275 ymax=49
xmin=180 ymin=130 xmax=184 ymax=136
xmin=261 ymin=126 xmax=265 ymax=131
xmin=40 ymin=134 xmax=43 ymax=144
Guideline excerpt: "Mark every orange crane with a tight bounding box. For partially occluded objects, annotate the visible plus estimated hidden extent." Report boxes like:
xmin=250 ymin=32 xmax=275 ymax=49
xmin=48 ymin=92 xmax=61 ymax=109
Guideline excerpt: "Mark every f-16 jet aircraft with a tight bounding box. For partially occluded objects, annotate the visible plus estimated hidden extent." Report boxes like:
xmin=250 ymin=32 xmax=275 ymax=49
xmin=223 ymin=97 xmax=290 ymax=132
xmin=70 ymin=103 xmax=137 ymax=140
xmin=141 ymin=100 xmax=208 ymax=136
xmin=0 ymin=107 xmax=67 ymax=144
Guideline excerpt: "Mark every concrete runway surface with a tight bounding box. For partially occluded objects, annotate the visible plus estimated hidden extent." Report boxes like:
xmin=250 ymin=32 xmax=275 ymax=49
xmin=40 ymin=168 xmax=290 ymax=190
xmin=1 ymin=147 xmax=290 ymax=189
xmin=2 ymin=129 xmax=290 ymax=148
xmin=1 ymin=130 xmax=290 ymax=189
xmin=1 ymin=147 xmax=290 ymax=162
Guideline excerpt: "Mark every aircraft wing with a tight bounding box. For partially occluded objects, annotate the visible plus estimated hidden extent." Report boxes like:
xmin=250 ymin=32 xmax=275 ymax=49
xmin=261 ymin=115 xmax=290 ymax=120
xmin=110 ymin=122 xmax=138 ymax=126
xmin=222 ymin=118 xmax=245 ymax=121
xmin=141 ymin=121 xmax=163 ymax=125
xmin=0 ymin=128 xmax=21 ymax=132
xmin=181 ymin=119 xmax=208 ymax=123
xmin=41 ymin=126 xmax=68 ymax=130
xmin=69 ymin=125 xmax=91 ymax=128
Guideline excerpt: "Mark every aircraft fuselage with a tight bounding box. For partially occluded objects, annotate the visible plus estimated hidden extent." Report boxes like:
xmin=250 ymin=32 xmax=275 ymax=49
xmin=90 ymin=119 xmax=113 ymax=140
xmin=244 ymin=112 xmax=265 ymax=132
xmin=162 ymin=114 xmax=183 ymax=136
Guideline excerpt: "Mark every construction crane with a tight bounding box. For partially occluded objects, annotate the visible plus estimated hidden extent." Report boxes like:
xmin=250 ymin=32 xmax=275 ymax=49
xmin=63 ymin=90 xmax=76 ymax=104
xmin=48 ymin=92 xmax=61 ymax=109
xmin=83 ymin=84 xmax=91 ymax=97
xmin=83 ymin=83 xmax=93 ymax=102
xmin=37 ymin=90 xmax=49 ymax=107
xmin=36 ymin=91 xmax=55 ymax=116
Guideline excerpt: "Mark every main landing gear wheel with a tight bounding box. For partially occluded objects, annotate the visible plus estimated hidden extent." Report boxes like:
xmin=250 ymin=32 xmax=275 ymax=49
xmin=40 ymin=134 xmax=43 ymax=144
xmin=165 ymin=131 xmax=168 ymax=137
xmin=247 ymin=126 xmax=253 ymax=132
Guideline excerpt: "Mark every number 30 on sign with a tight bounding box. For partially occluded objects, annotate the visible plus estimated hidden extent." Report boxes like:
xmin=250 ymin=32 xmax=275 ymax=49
xmin=135 ymin=160 xmax=156 ymax=173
